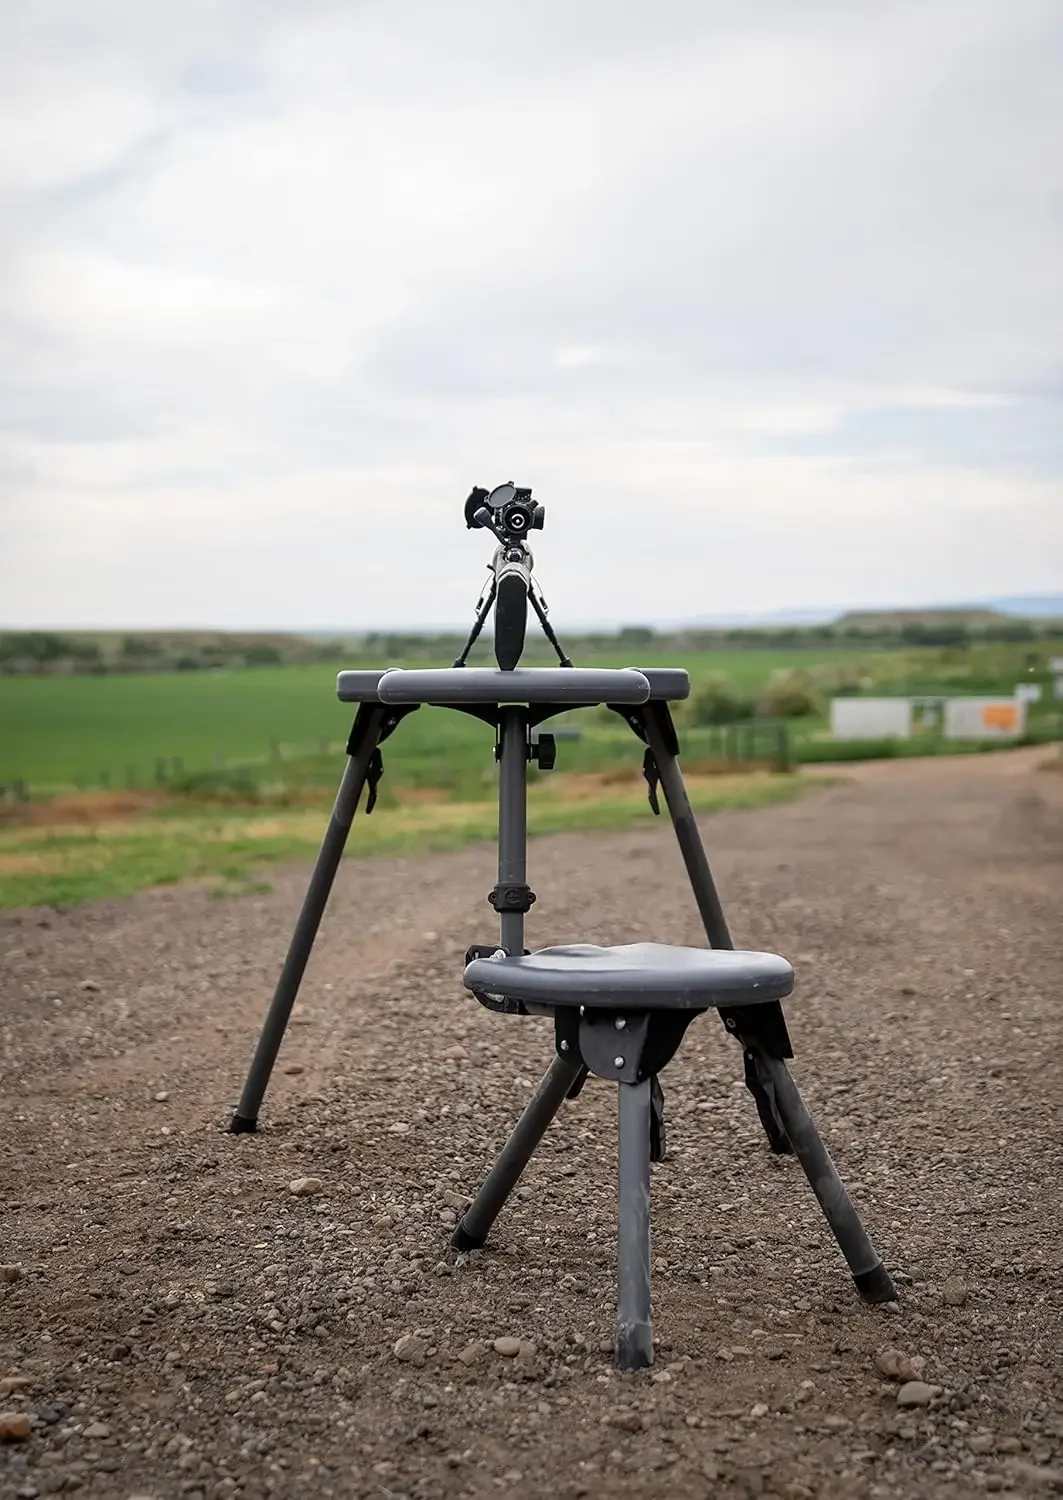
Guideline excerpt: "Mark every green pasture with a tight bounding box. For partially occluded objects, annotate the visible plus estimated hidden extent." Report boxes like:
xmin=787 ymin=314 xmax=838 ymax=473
xmin=0 ymin=769 xmax=819 ymax=911
xmin=0 ymin=647 xmax=835 ymax=789
xmin=1 ymin=637 xmax=1059 ymax=794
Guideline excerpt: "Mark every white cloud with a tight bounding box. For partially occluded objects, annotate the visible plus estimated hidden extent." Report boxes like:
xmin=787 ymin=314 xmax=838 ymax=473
xmin=0 ymin=0 xmax=1060 ymax=628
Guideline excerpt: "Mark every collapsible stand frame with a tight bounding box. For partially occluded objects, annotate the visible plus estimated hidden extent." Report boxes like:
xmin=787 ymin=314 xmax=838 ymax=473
xmin=231 ymin=501 xmax=896 ymax=1369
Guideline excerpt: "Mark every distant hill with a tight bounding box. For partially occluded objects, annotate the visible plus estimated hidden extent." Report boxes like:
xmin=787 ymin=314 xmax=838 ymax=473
xmin=687 ymin=593 xmax=1063 ymax=630
xmin=987 ymin=594 xmax=1063 ymax=619
xmin=837 ymin=607 xmax=1004 ymax=630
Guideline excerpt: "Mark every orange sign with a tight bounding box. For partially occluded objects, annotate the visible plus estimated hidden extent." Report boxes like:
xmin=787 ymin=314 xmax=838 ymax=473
xmin=982 ymin=704 xmax=1018 ymax=731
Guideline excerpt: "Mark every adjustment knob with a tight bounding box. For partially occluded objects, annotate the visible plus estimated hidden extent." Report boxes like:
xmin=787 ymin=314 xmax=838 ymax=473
xmin=533 ymin=733 xmax=557 ymax=771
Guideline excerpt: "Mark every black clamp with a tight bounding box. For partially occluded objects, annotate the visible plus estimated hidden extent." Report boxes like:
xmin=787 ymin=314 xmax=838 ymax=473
xmin=365 ymin=748 xmax=384 ymax=814
xmin=642 ymin=748 xmax=661 ymax=815
xmin=718 ymin=1004 xmax=795 ymax=1156
xmin=488 ymin=882 xmax=537 ymax=914
xmin=346 ymin=704 xmax=420 ymax=817
xmin=464 ymin=944 xmax=530 ymax=1015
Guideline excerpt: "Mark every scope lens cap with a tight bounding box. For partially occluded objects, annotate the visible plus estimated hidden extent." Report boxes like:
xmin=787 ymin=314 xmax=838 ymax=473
xmin=487 ymin=482 xmax=517 ymax=509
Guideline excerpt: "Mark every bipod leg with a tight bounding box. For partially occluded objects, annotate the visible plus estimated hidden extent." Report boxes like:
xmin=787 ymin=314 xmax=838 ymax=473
xmin=230 ymin=704 xmax=388 ymax=1133
xmin=637 ymin=702 xmax=793 ymax=1153
xmin=452 ymin=1054 xmax=586 ymax=1251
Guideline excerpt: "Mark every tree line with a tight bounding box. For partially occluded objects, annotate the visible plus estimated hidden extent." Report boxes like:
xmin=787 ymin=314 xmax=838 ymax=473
xmin=1 ymin=615 xmax=1059 ymax=676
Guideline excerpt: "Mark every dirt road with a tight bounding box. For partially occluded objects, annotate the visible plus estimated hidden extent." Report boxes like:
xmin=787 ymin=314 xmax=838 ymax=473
xmin=2 ymin=751 xmax=1061 ymax=1498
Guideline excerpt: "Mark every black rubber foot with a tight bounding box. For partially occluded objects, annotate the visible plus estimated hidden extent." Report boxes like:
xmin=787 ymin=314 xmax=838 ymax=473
xmin=229 ymin=1113 xmax=258 ymax=1135
xmin=450 ymin=1220 xmax=484 ymax=1252
xmin=854 ymin=1262 xmax=897 ymax=1304
xmin=615 ymin=1325 xmax=654 ymax=1372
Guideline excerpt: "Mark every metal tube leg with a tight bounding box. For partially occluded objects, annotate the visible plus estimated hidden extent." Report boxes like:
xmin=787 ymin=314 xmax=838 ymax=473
xmin=641 ymin=703 xmax=732 ymax=949
xmin=616 ymin=1078 xmax=654 ymax=1371
xmin=759 ymin=1054 xmax=896 ymax=1303
xmin=642 ymin=703 xmax=795 ymax=1153
xmin=230 ymin=709 xmax=385 ymax=1133
xmin=452 ymin=1055 xmax=586 ymax=1250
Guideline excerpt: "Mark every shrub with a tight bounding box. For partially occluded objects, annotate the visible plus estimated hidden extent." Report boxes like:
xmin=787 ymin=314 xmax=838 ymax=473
xmin=757 ymin=670 xmax=822 ymax=719
xmin=688 ymin=674 xmax=754 ymax=726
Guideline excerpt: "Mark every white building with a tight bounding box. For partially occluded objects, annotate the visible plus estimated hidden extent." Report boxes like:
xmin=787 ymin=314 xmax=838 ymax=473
xmin=830 ymin=694 xmax=1027 ymax=741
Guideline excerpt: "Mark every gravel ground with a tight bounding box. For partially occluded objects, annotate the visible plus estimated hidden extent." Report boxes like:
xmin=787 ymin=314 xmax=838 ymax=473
xmin=1 ymin=749 xmax=1061 ymax=1500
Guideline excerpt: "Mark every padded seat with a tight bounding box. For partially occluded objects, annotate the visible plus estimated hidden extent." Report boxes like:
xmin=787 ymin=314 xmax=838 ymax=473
xmin=464 ymin=942 xmax=794 ymax=1011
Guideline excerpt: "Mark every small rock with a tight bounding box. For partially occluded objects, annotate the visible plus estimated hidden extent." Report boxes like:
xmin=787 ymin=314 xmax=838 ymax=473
xmin=442 ymin=1190 xmax=470 ymax=1212
xmin=0 ymin=1265 xmax=23 ymax=1283
xmin=0 ymin=1412 xmax=31 ymax=1441
xmin=153 ymin=1091 xmax=169 ymax=1103
xmin=79 ymin=979 xmax=101 ymax=992
xmin=457 ymin=1341 xmax=488 ymax=1367
xmin=609 ymin=1411 xmax=643 ymax=1433
xmin=876 ymin=1347 xmax=926 ymax=1383
xmin=283 ymin=1064 xmax=305 ymax=1076
xmin=0 ymin=1378 xmax=33 ymax=1397
xmin=897 ymin=1381 xmax=935 ymax=1408
xmin=394 ymin=1334 xmax=427 ymax=1366
xmin=749 ymin=1403 xmax=769 ymax=1419
xmin=371 ymin=1214 xmax=394 ymax=1230
xmin=969 ymin=1434 xmax=996 ymax=1455
xmin=941 ymin=1277 xmax=969 ymax=1307
xmin=289 ymin=1177 xmax=323 ymax=1197
xmin=493 ymin=1337 xmax=522 ymax=1358
xmin=442 ymin=1044 xmax=468 ymax=1062
xmin=107 ymin=1343 xmax=131 ymax=1362
xmin=1005 ymin=1461 xmax=1063 ymax=1490
xmin=83 ymin=1422 xmax=110 ymax=1440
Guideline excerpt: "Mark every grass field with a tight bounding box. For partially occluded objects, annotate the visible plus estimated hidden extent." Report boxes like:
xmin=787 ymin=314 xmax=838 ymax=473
xmin=4 ymin=638 xmax=1059 ymax=792
xmin=0 ymin=645 xmax=859 ymax=788
xmin=0 ymin=768 xmax=819 ymax=910
xmin=3 ymin=634 xmax=1059 ymax=909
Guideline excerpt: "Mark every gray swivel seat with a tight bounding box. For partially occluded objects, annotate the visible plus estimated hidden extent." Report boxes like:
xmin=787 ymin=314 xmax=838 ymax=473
xmin=462 ymin=942 xmax=796 ymax=1368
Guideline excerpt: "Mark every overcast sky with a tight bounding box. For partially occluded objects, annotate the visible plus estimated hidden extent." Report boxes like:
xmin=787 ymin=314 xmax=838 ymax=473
xmin=1 ymin=0 xmax=1061 ymax=631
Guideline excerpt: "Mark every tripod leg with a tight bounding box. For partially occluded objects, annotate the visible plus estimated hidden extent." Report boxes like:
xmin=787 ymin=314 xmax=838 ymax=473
xmin=452 ymin=1054 xmax=586 ymax=1250
xmin=230 ymin=705 xmax=387 ymax=1133
xmin=639 ymin=703 xmax=793 ymax=1151
xmin=641 ymin=704 xmax=732 ymax=947
xmin=616 ymin=1077 xmax=654 ymax=1370
xmin=757 ymin=1054 xmax=895 ymax=1303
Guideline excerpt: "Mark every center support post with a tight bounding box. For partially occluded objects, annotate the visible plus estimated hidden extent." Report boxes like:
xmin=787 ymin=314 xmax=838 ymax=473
xmin=452 ymin=704 xmax=587 ymax=1252
xmin=497 ymin=707 xmax=530 ymax=955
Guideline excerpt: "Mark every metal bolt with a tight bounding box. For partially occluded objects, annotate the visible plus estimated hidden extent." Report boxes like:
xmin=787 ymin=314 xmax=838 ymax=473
xmin=579 ymin=1005 xmax=585 ymax=1016
xmin=560 ymin=1040 xmax=569 ymax=1052
xmin=614 ymin=1056 xmax=625 ymax=1068
xmin=614 ymin=1017 xmax=626 ymax=1031
xmin=493 ymin=949 xmax=507 ymax=960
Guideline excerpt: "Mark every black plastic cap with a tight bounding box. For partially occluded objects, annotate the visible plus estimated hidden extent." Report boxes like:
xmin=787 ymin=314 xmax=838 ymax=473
xmin=229 ymin=1113 xmax=258 ymax=1136
xmin=450 ymin=1220 xmax=485 ymax=1253
xmin=854 ymin=1262 xmax=897 ymax=1304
